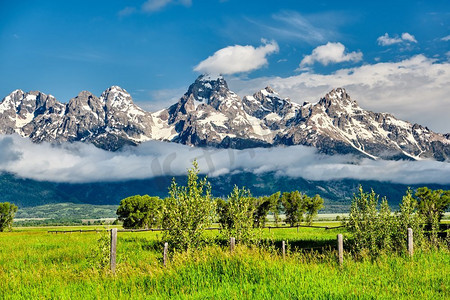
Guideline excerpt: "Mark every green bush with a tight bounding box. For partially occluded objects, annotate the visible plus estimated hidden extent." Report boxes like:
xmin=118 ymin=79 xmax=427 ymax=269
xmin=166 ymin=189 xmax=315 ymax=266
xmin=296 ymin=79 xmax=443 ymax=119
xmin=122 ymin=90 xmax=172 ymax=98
xmin=217 ymin=186 xmax=255 ymax=243
xmin=346 ymin=186 xmax=427 ymax=256
xmin=162 ymin=161 xmax=215 ymax=251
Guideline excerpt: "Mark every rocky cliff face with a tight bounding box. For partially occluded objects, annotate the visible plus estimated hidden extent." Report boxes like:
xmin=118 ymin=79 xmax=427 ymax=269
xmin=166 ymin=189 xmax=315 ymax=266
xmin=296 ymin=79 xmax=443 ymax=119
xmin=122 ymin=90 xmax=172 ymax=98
xmin=1 ymin=75 xmax=449 ymax=160
xmin=0 ymin=86 xmax=155 ymax=150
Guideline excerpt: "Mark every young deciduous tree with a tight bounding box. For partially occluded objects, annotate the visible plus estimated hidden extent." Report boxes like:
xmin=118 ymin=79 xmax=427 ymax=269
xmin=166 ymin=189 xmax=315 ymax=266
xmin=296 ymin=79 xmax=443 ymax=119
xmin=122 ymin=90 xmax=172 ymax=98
xmin=116 ymin=195 xmax=163 ymax=229
xmin=415 ymin=187 xmax=450 ymax=226
xmin=394 ymin=188 xmax=424 ymax=250
xmin=415 ymin=187 xmax=450 ymax=245
xmin=346 ymin=186 xmax=427 ymax=255
xmin=162 ymin=161 xmax=215 ymax=251
xmin=217 ymin=186 xmax=254 ymax=243
xmin=252 ymin=192 xmax=280 ymax=228
xmin=304 ymin=194 xmax=324 ymax=225
xmin=281 ymin=191 xmax=324 ymax=226
xmin=281 ymin=191 xmax=306 ymax=226
xmin=0 ymin=202 xmax=18 ymax=232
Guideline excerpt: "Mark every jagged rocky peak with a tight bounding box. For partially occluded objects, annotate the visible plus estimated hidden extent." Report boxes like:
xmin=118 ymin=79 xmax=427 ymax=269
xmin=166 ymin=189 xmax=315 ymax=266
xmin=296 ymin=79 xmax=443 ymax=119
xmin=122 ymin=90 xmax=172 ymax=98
xmin=100 ymin=85 xmax=135 ymax=110
xmin=185 ymin=74 xmax=231 ymax=108
xmin=66 ymin=90 xmax=105 ymax=118
xmin=2 ymin=89 xmax=24 ymax=102
xmin=101 ymin=85 xmax=130 ymax=99
xmin=319 ymin=88 xmax=355 ymax=105
xmin=243 ymin=85 xmax=294 ymax=119
xmin=317 ymin=88 xmax=360 ymax=118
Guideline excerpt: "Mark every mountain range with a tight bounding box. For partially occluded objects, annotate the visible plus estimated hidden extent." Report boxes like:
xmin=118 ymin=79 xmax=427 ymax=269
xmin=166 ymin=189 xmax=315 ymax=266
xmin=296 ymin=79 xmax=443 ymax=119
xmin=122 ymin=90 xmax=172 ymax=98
xmin=1 ymin=74 xmax=449 ymax=161
xmin=0 ymin=75 xmax=450 ymax=161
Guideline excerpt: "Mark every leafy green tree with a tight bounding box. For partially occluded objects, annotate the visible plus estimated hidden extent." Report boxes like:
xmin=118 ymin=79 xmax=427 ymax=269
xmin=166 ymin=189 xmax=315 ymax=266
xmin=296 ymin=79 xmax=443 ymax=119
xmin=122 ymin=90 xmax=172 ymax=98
xmin=116 ymin=195 xmax=163 ymax=229
xmin=162 ymin=161 xmax=215 ymax=251
xmin=415 ymin=187 xmax=450 ymax=245
xmin=252 ymin=192 xmax=280 ymax=228
xmin=281 ymin=191 xmax=307 ymax=226
xmin=345 ymin=186 xmax=428 ymax=255
xmin=346 ymin=186 xmax=385 ymax=254
xmin=0 ymin=202 xmax=18 ymax=232
xmin=304 ymin=194 xmax=324 ymax=225
xmin=415 ymin=187 xmax=450 ymax=225
xmin=217 ymin=186 xmax=254 ymax=243
xmin=394 ymin=188 xmax=424 ymax=250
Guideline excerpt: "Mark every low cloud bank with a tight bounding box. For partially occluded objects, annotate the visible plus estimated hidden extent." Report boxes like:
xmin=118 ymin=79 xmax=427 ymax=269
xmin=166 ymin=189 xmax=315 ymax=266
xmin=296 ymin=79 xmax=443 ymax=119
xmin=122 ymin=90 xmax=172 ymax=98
xmin=0 ymin=135 xmax=449 ymax=185
xmin=228 ymin=55 xmax=450 ymax=134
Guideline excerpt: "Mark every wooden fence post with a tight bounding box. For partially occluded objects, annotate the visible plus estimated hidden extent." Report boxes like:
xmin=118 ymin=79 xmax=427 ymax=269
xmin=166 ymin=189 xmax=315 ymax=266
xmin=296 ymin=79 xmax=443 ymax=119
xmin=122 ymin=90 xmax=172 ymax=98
xmin=337 ymin=234 xmax=343 ymax=266
xmin=282 ymin=240 xmax=286 ymax=260
xmin=407 ymin=228 xmax=413 ymax=257
xmin=163 ymin=242 xmax=168 ymax=267
xmin=230 ymin=237 xmax=235 ymax=253
xmin=110 ymin=228 xmax=117 ymax=272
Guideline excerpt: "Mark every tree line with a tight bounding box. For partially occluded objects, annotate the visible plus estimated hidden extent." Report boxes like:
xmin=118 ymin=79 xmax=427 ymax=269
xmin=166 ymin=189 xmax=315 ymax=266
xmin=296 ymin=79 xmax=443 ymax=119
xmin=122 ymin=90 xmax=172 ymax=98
xmin=116 ymin=161 xmax=450 ymax=252
xmin=116 ymin=161 xmax=324 ymax=250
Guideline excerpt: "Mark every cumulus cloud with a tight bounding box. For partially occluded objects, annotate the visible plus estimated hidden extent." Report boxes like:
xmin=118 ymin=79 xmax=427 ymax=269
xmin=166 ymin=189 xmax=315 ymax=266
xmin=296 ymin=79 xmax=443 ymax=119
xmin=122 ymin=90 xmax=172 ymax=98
xmin=142 ymin=0 xmax=191 ymax=12
xmin=442 ymin=35 xmax=450 ymax=42
xmin=0 ymin=135 xmax=449 ymax=185
xmin=194 ymin=40 xmax=279 ymax=75
xmin=377 ymin=32 xmax=417 ymax=46
xmin=401 ymin=33 xmax=417 ymax=43
xmin=228 ymin=55 xmax=450 ymax=133
xmin=299 ymin=42 xmax=363 ymax=68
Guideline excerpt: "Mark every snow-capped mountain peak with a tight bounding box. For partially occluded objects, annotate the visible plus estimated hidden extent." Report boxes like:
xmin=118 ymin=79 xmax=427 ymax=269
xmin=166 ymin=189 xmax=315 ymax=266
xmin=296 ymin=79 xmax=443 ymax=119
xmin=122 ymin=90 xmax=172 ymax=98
xmin=1 ymin=76 xmax=449 ymax=161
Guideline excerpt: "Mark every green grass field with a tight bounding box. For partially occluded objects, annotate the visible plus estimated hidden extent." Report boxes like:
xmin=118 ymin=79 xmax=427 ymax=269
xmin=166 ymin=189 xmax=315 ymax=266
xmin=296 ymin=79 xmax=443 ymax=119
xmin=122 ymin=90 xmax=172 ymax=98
xmin=1 ymin=224 xmax=449 ymax=299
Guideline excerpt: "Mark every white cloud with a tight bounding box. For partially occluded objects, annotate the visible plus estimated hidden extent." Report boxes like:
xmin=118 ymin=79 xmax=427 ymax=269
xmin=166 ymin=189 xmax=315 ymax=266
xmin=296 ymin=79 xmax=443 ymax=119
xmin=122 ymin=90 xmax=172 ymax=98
xmin=401 ymin=32 xmax=417 ymax=43
xmin=377 ymin=32 xmax=417 ymax=46
xmin=0 ymin=135 xmax=449 ymax=185
xmin=194 ymin=40 xmax=279 ymax=75
xmin=442 ymin=35 xmax=450 ymax=42
xmin=228 ymin=54 xmax=450 ymax=133
xmin=142 ymin=0 xmax=191 ymax=12
xmin=299 ymin=42 xmax=363 ymax=67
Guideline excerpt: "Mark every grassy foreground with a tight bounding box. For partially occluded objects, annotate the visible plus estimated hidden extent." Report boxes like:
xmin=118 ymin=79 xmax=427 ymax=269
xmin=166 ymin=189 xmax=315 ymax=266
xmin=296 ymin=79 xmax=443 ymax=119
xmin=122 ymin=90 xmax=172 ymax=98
xmin=0 ymin=225 xmax=449 ymax=299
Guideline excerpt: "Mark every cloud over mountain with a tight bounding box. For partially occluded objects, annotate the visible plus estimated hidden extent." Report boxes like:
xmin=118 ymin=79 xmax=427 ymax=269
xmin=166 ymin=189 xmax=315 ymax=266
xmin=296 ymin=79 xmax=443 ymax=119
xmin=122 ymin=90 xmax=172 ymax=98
xmin=229 ymin=54 xmax=450 ymax=134
xmin=0 ymin=135 xmax=449 ymax=185
xmin=194 ymin=40 xmax=279 ymax=75
xmin=299 ymin=42 xmax=363 ymax=67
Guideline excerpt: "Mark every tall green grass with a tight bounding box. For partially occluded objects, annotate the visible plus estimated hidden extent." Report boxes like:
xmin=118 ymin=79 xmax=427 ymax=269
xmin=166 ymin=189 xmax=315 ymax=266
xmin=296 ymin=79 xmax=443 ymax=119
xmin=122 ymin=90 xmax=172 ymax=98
xmin=0 ymin=225 xmax=449 ymax=299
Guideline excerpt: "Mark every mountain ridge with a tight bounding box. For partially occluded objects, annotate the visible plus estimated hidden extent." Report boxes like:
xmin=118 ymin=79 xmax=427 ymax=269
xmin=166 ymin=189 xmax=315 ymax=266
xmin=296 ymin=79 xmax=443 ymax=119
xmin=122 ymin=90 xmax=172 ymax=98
xmin=1 ymin=75 xmax=449 ymax=161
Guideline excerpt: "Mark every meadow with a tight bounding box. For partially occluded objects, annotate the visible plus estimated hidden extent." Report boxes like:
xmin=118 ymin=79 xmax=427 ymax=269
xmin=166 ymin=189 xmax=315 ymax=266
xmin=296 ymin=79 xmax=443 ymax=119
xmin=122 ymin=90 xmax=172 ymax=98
xmin=1 ymin=223 xmax=449 ymax=299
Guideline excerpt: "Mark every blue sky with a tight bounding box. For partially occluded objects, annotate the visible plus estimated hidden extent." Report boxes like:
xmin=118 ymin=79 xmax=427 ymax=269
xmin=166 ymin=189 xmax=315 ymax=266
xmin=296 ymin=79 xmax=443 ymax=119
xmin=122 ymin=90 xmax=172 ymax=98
xmin=1 ymin=0 xmax=450 ymax=132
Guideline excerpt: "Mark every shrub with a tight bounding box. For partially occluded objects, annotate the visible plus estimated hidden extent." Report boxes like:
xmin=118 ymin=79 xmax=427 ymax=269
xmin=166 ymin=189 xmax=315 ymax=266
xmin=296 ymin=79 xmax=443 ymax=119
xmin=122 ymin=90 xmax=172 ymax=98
xmin=217 ymin=186 xmax=255 ymax=243
xmin=394 ymin=188 xmax=425 ymax=250
xmin=162 ymin=161 xmax=215 ymax=251
xmin=346 ymin=186 xmax=427 ymax=255
xmin=346 ymin=186 xmax=393 ymax=254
